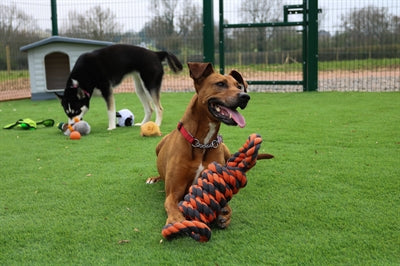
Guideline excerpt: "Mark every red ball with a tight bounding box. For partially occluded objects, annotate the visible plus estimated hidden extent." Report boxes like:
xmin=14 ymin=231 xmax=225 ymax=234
xmin=70 ymin=131 xmax=81 ymax=140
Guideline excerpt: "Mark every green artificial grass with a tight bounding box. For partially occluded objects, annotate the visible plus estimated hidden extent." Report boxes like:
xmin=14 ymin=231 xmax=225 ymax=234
xmin=0 ymin=92 xmax=399 ymax=265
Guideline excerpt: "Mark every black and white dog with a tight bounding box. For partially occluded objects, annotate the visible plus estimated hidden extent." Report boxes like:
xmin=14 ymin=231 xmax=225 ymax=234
xmin=56 ymin=44 xmax=183 ymax=130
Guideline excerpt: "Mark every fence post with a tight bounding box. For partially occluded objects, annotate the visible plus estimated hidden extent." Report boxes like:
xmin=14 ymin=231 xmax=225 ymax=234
xmin=305 ymin=0 xmax=318 ymax=91
xmin=51 ymin=0 xmax=58 ymax=36
xmin=203 ymin=0 xmax=214 ymax=64
xmin=218 ymin=0 xmax=225 ymax=74
xmin=6 ymin=45 xmax=11 ymax=73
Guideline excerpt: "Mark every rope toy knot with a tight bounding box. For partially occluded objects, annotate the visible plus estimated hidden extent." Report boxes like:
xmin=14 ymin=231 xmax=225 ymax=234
xmin=161 ymin=133 xmax=263 ymax=242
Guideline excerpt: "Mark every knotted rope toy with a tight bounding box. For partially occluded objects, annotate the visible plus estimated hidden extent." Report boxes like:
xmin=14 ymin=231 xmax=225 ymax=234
xmin=162 ymin=133 xmax=263 ymax=242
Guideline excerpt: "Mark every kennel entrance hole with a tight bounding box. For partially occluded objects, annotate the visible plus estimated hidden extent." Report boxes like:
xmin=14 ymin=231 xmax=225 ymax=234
xmin=44 ymin=52 xmax=70 ymax=91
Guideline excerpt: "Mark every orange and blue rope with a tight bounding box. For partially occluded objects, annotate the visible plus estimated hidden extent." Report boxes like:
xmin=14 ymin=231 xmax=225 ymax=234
xmin=162 ymin=133 xmax=263 ymax=242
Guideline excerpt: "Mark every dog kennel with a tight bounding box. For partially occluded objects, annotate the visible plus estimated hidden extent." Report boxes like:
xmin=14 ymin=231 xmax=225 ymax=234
xmin=20 ymin=36 xmax=113 ymax=100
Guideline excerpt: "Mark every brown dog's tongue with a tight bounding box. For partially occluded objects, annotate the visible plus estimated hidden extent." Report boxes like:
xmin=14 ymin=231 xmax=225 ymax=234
xmin=220 ymin=106 xmax=246 ymax=128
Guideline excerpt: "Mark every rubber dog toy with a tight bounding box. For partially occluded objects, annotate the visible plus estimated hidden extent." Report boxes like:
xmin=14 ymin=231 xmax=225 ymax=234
xmin=3 ymin=118 xmax=54 ymax=130
xmin=140 ymin=121 xmax=162 ymax=137
xmin=69 ymin=130 xmax=81 ymax=140
xmin=57 ymin=119 xmax=91 ymax=136
xmin=116 ymin=109 xmax=135 ymax=127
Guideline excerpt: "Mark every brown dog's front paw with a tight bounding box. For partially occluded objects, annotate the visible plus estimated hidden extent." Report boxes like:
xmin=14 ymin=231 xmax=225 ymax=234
xmin=146 ymin=176 xmax=161 ymax=184
xmin=166 ymin=213 xmax=186 ymax=225
xmin=217 ymin=205 xmax=232 ymax=229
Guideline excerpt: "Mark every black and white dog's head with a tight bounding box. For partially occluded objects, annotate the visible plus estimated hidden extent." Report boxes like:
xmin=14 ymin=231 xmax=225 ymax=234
xmin=56 ymin=79 xmax=90 ymax=125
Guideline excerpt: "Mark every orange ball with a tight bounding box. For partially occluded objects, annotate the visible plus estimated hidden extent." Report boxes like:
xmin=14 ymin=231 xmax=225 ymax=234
xmin=70 ymin=131 xmax=81 ymax=140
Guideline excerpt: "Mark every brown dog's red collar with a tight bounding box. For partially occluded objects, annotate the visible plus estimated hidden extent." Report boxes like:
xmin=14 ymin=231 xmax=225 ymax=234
xmin=177 ymin=122 xmax=222 ymax=149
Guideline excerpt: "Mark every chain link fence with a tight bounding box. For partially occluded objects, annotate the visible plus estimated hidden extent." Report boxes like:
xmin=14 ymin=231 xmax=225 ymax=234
xmin=1 ymin=0 xmax=399 ymax=101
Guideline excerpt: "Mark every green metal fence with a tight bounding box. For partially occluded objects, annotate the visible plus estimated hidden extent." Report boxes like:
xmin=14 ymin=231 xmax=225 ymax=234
xmin=0 ymin=0 xmax=399 ymax=101
xmin=218 ymin=0 xmax=319 ymax=91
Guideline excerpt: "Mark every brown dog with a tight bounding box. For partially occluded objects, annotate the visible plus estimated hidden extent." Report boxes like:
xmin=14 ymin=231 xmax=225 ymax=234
xmin=147 ymin=62 xmax=252 ymax=228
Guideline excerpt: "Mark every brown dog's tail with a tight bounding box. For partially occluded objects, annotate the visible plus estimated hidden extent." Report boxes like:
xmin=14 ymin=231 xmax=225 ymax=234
xmin=156 ymin=51 xmax=183 ymax=73
xmin=257 ymin=153 xmax=274 ymax=159
xmin=230 ymin=153 xmax=274 ymax=160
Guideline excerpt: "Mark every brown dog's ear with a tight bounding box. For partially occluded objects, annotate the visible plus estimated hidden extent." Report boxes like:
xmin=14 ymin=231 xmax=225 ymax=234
xmin=188 ymin=62 xmax=214 ymax=81
xmin=229 ymin=70 xmax=248 ymax=93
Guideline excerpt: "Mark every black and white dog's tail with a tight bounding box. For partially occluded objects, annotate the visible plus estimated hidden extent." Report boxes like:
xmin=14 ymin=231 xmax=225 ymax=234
xmin=156 ymin=52 xmax=183 ymax=73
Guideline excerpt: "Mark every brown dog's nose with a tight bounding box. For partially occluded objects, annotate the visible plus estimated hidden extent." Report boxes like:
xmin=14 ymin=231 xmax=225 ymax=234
xmin=238 ymin=92 xmax=250 ymax=109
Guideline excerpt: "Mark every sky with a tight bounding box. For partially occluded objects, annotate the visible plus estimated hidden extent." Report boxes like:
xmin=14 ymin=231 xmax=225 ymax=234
xmin=4 ymin=0 xmax=400 ymax=34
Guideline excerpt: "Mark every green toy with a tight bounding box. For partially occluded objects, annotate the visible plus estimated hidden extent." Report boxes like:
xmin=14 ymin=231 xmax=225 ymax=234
xmin=3 ymin=118 xmax=54 ymax=130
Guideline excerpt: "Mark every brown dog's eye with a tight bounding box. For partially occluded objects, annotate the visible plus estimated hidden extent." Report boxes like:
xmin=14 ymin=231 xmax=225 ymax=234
xmin=237 ymin=84 xmax=242 ymax=90
xmin=216 ymin=82 xmax=226 ymax=88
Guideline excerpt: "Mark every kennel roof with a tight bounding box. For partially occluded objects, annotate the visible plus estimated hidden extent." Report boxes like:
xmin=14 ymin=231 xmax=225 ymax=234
xmin=20 ymin=36 xmax=113 ymax=52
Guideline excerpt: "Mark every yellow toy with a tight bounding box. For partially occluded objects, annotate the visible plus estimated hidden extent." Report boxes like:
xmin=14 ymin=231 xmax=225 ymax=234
xmin=140 ymin=121 xmax=161 ymax=137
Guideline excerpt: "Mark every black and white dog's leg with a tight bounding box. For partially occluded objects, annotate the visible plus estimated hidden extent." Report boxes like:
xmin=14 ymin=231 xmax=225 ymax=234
xmin=132 ymin=73 xmax=153 ymax=126
xmin=105 ymin=92 xmax=116 ymax=130
xmin=150 ymin=91 xmax=163 ymax=126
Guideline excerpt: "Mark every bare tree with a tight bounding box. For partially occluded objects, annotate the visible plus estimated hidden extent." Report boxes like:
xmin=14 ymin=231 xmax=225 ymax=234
xmin=62 ymin=5 xmax=121 ymax=41
xmin=0 ymin=3 xmax=39 ymax=45
xmin=143 ymin=0 xmax=197 ymax=53
xmin=238 ymin=0 xmax=281 ymax=52
xmin=176 ymin=2 xmax=202 ymax=52
xmin=149 ymin=0 xmax=179 ymax=35
xmin=341 ymin=6 xmax=392 ymax=46
xmin=142 ymin=16 xmax=181 ymax=52
xmin=240 ymin=0 xmax=280 ymax=24
xmin=0 ymin=3 xmax=41 ymax=69
xmin=176 ymin=2 xmax=201 ymax=37
xmin=392 ymin=16 xmax=400 ymax=37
